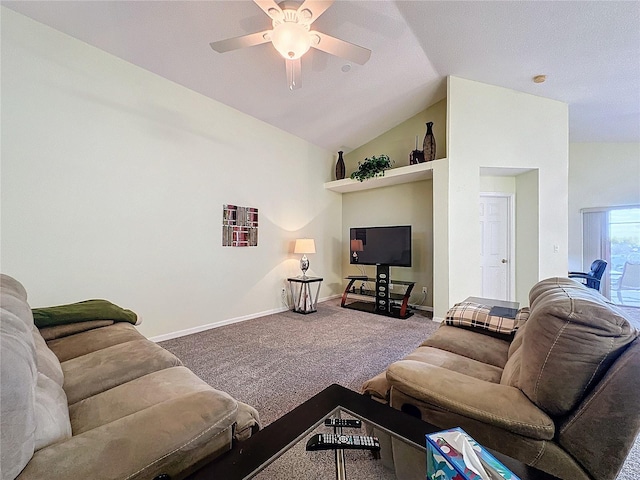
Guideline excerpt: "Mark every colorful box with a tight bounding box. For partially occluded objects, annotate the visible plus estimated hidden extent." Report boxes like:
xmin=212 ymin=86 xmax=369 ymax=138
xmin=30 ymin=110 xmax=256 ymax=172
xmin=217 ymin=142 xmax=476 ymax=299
xmin=426 ymin=427 xmax=520 ymax=480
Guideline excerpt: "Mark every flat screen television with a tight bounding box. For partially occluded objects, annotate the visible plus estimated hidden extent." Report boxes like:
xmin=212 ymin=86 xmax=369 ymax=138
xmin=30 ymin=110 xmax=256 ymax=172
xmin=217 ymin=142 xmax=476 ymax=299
xmin=350 ymin=225 xmax=412 ymax=267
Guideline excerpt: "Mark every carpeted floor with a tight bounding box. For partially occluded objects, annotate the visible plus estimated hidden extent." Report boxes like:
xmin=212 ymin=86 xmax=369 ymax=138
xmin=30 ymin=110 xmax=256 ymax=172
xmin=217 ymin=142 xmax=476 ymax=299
xmin=160 ymin=300 xmax=438 ymax=427
xmin=160 ymin=300 xmax=640 ymax=479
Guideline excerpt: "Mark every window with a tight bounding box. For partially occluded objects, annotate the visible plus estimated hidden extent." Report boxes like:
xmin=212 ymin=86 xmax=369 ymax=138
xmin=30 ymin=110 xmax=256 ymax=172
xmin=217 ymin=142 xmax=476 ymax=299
xmin=582 ymin=206 xmax=640 ymax=306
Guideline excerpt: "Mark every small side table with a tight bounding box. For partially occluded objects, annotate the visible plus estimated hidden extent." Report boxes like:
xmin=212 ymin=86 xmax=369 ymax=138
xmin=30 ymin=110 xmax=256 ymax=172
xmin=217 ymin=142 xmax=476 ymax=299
xmin=287 ymin=276 xmax=323 ymax=314
xmin=464 ymin=296 xmax=519 ymax=318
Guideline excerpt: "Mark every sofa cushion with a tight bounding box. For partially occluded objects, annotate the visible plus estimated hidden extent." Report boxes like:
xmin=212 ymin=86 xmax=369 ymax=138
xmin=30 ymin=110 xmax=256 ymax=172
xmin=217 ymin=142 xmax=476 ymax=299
xmin=519 ymin=277 xmax=638 ymax=416
xmin=421 ymin=325 xmax=510 ymax=368
xmin=34 ymin=373 xmax=72 ymax=451
xmin=62 ymin=339 xmax=182 ymax=404
xmin=403 ymin=346 xmax=503 ymax=383
xmin=1 ymin=292 xmax=35 ymax=330
xmin=500 ymin=322 xmax=528 ymax=388
xmin=507 ymin=320 xmax=527 ymax=359
xmin=32 ymin=327 xmax=64 ymax=386
xmin=557 ymin=338 xmax=640 ymax=480
xmin=1 ymin=308 xmax=37 ymax=480
xmin=69 ymin=366 xmax=218 ymax=434
xmin=1 ymin=273 xmax=28 ymax=302
xmin=1 ymin=275 xmax=37 ymax=480
xmin=387 ymin=360 xmax=555 ymax=440
xmin=31 ymin=324 xmax=72 ymax=451
xmin=389 ymin=388 xmax=586 ymax=480
xmin=19 ymin=392 xmax=237 ymax=480
xmin=500 ymin=344 xmax=523 ymax=388
xmin=529 ymin=276 xmax=613 ymax=309
xmin=39 ymin=320 xmax=114 ymax=341
xmin=46 ymin=322 xmax=145 ymax=362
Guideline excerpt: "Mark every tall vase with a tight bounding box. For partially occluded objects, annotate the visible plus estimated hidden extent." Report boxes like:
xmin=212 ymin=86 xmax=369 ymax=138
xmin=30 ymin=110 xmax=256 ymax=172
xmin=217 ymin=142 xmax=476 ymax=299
xmin=335 ymin=151 xmax=346 ymax=180
xmin=423 ymin=122 xmax=436 ymax=162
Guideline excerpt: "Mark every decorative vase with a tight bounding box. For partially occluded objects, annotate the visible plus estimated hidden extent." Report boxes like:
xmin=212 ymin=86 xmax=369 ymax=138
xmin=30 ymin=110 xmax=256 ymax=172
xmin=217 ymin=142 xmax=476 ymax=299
xmin=423 ymin=122 xmax=436 ymax=162
xmin=335 ymin=151 xmax=346 ymax=180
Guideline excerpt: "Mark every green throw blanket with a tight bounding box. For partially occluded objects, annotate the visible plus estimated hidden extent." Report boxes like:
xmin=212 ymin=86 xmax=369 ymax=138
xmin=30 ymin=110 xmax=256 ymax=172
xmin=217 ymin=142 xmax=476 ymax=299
xmin=32 ymin=299 xmax=138 ymax=328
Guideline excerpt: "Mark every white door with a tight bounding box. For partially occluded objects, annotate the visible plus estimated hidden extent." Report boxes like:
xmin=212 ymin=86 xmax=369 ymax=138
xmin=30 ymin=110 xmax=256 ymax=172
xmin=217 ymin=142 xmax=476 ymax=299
xmin=480 ymin=194 xmax=513 ymax=300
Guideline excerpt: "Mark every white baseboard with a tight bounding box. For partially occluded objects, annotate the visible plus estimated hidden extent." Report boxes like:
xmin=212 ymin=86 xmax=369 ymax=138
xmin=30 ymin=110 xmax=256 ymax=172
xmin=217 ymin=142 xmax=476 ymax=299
xmin=150 ymin=294 xmax=343 ymax=343
xmin=322 ymin=293 xmax=343 ymax=301
xmin=149 ymin=306 xmax=289 ymax=342
xmin=410 ymin=304 xmax=434 ymax=313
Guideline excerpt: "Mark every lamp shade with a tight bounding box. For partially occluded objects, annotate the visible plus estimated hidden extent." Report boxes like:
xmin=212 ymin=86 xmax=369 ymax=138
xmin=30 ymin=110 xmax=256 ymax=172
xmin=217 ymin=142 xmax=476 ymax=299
xmin=294 ymin=238 xmax=316 ymax=254
xmin=350 ymin=239 xmax=364 ymax=252
xmin=271 ymin=22 xmax=311 ymax=59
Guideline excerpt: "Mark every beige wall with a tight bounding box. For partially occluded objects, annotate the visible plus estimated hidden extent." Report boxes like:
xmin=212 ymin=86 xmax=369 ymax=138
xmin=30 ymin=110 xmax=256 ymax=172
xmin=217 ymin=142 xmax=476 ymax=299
xmin=515 ymin=170 xmax=540 ymax=306
xmin=338 ymin=100 xmax=446 ymax=309
xmin=343 ymin=99 xmax=447 ymax=176
xmin=480 ymin=176 xmax=516 ymax=193
xmin=437 ymin=76 xmax=568 ymax=316
xmin=341 ymin=181 xmax=434 ymax=307
xmin=337 ymin=78 xmax=570 ymax=317
xmin=568 ymin=143 xmax=640 ymax=271
xmin=1 ymin=8 xmax=342 ymax=339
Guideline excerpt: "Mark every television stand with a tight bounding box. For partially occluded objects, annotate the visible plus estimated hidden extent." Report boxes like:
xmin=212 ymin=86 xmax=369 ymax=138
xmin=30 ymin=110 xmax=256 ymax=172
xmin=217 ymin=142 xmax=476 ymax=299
xmin=341 ymin=266 xmax=415 ymax=319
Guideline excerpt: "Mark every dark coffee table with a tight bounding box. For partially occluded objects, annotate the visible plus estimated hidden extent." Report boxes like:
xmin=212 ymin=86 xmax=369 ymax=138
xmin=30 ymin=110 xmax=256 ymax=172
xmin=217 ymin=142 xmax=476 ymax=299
xmin=186 ymin=384 xmax=558 ymax=480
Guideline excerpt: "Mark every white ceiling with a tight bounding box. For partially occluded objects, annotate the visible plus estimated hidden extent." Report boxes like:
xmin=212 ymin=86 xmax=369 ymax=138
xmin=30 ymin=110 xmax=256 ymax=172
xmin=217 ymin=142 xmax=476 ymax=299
xmin=3 ymin=0 xmax=639 ymax=153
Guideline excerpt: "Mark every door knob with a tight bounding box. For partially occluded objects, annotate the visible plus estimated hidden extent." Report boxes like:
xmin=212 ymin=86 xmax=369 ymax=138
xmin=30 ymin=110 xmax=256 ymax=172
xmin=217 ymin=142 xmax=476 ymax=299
xmin=501 ymin=259 xmax=507 ymax=264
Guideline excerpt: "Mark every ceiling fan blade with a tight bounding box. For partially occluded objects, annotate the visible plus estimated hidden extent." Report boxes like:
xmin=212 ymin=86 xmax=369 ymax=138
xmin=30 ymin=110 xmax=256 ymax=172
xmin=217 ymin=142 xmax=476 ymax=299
xmin=210 ymin=30 xmax=272 ymax=53
xmin=297 ymin=0 xmax=334 ymax=25
xmin=285 ymin=58 xmax=302 ymax=90
xmin=253 ymin=0 xmax=284 ymax=21
xmin=309 ymin=31 xmax=371 ymax=65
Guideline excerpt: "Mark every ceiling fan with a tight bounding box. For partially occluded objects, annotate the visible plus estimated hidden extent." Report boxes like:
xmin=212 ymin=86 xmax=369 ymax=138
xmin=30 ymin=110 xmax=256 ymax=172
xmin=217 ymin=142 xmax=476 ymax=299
xmin=209 ymin=0 xmax=371 ymax=90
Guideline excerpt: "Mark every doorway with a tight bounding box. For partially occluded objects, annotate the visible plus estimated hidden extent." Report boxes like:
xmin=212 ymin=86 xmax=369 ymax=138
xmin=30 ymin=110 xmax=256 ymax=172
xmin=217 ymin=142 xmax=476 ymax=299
xmin=480 ymin=193 xmax=515 ymax=301
xmin=582 ymin=206 xmax=640 ymax=306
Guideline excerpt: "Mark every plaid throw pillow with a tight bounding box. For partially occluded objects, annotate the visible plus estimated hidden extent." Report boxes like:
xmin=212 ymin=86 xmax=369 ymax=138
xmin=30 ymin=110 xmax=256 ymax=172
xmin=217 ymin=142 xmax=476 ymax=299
xmin=445 ymin=302 xmax=529 ymax=334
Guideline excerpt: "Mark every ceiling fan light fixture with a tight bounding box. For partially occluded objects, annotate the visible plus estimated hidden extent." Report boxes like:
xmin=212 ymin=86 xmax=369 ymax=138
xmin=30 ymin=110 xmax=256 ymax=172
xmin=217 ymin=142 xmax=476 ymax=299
xmin=299 ymin=8 xmax=313 ymax=22
xmin=267 ymin=7 xmax=281 ymax=19
xmin=271 ymin=22 xmax=311 ymax=59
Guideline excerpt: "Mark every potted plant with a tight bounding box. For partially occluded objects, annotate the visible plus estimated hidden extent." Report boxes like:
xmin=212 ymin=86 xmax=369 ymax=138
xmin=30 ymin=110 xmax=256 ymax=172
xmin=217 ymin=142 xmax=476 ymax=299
xmin=350 ymin=154 xmax=394 ymax=182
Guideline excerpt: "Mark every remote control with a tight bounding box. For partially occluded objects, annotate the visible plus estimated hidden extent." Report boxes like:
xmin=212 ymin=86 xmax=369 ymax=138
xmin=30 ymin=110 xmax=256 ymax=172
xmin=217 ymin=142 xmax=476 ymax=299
xmin=324 ymin=418 xmax=362 ymax=428
xmin=305 ymin=433 xmax=380 ymax=451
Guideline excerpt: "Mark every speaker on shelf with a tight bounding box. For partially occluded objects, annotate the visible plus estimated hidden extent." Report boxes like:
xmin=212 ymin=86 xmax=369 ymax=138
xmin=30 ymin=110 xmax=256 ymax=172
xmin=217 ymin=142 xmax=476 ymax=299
xmin=376 ymin=265 xmax=390 ymax=313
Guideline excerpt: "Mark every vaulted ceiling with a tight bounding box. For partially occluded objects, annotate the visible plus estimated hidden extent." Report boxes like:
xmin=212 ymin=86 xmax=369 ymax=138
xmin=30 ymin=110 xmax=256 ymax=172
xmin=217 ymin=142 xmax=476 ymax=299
xmin=3 ymin=1 xmax=639 ymax=153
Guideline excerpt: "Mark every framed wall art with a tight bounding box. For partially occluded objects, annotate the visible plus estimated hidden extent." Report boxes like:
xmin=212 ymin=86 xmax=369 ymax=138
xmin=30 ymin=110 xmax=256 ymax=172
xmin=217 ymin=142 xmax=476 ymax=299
xmin=222 ymin=204 xmax=258 ymax=247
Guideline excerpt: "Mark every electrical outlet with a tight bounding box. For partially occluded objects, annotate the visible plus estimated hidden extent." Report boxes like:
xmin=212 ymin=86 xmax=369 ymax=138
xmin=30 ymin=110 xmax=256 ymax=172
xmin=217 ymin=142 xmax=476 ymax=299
xmin=281 ymin=287 xmax=286 ymax=296
xmin=422 ymin=287 xmax=427 ymax=294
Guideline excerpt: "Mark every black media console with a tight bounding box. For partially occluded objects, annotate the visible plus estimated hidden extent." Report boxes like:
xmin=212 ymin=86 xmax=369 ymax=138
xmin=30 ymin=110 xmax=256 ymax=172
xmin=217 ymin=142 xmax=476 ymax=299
xmin=341 ymin=265 xmax=415 ymax=319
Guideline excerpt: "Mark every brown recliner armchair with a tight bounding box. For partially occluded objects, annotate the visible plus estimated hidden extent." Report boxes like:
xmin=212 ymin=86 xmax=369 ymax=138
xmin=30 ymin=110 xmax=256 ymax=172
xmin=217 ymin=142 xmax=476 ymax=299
xmin=363 ymin=277 xmax=640 ymax=480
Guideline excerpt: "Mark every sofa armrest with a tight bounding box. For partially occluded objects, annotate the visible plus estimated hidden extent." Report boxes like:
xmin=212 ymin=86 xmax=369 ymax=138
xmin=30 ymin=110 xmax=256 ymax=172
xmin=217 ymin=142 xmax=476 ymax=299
xmin=386 ymin=360 xmax=555 ymax=440
xmin=234 ymin=401 xmax=261 ymax=442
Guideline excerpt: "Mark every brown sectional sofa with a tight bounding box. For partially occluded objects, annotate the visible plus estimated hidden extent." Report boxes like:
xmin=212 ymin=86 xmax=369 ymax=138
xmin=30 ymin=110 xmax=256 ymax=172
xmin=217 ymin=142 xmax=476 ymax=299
xmin=0 ymin=274 xmax=260 ymax=480
xmin=363 ymin=277 xmax=640 ymax=480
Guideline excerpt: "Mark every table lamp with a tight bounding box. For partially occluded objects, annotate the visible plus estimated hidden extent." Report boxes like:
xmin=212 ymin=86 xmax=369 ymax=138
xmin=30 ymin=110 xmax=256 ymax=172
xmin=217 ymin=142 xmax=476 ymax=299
xmin=294 ymin=238 xmax=316 ymax=277
xmin=350 ymin=239 xmax=363 ymax=263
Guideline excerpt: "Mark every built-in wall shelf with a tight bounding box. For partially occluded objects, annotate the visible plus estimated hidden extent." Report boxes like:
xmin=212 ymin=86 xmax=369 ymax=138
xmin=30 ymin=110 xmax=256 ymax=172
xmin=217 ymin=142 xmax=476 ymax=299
xmin=324 ymin=158 xmax=446 ymax=194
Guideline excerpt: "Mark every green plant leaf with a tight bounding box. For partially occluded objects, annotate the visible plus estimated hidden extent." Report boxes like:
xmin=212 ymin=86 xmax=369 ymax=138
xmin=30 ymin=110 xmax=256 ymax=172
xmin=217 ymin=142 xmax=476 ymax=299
xmin=349 ymin=154 xmax=393 ymax=182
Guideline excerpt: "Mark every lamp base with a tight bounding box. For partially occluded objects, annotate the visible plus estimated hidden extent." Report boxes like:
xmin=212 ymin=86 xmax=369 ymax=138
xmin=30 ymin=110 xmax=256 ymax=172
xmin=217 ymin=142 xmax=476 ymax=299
xmin=300 ymin=254 xmax=309 ymax=278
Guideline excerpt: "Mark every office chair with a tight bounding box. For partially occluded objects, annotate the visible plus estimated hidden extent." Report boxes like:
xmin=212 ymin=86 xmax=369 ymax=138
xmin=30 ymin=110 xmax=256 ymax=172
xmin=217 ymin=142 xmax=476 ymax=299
xmin=569 ymin=259 xmax=607 ymax=291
